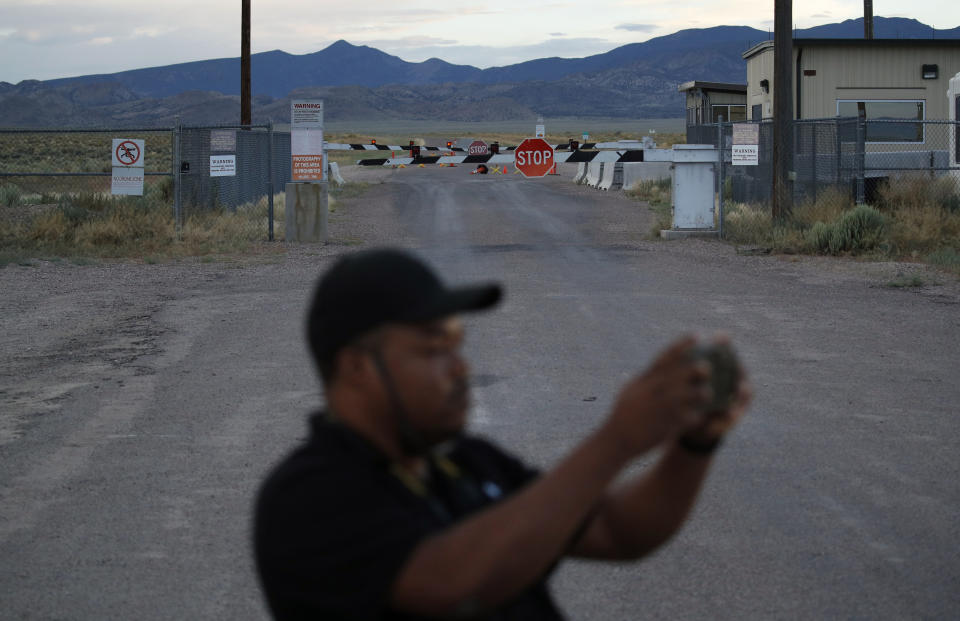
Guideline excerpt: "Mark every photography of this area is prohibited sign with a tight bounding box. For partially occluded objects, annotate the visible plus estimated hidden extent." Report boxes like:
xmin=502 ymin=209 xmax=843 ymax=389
xmin=112 ymin=138 xmax=145 ymax=167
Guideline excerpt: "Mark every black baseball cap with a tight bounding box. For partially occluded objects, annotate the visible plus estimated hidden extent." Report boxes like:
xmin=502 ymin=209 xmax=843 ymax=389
xmin=307 ymin=248 xmax=502 ymax=373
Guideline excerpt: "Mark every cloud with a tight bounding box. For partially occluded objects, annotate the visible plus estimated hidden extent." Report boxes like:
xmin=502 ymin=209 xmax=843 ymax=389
xmin=616 ymin=24 xmax=657 ymax=32
xmin=549 ymin=32 xmax=567 ymax=37
xmin=809 ymin=13 xmax=832 ymax=19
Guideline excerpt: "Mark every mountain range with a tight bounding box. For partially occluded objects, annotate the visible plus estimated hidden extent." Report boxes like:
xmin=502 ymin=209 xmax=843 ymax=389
xmin=1 ymin=17 xmax=957 ymax=128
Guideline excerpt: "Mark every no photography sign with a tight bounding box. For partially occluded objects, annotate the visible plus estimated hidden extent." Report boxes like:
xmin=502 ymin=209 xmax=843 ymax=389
xmin=112 ymin=138 xmax=145 ymax=195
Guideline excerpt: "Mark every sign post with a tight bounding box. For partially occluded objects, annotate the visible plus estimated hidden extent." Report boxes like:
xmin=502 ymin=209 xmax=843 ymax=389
xmin=514 ymin=138 xmax=554 ymax=177
xmin=111 ymin=138 xmax=145 ymax=196
xmin=288 ymin=99 xmax=328 ymax=242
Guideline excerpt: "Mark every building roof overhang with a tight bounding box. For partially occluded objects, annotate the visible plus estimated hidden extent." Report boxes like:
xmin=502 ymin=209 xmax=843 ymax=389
xmin=677 ymin=81 xmax=747 ymax=94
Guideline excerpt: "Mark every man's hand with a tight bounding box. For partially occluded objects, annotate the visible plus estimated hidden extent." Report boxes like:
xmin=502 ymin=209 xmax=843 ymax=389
xmin=604 ymin=336 xmax=713 ymax=457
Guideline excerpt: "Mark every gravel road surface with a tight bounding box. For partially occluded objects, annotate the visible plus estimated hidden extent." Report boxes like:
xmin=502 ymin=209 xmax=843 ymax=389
xmin=2 ymin=165 xmax=958 ymax=619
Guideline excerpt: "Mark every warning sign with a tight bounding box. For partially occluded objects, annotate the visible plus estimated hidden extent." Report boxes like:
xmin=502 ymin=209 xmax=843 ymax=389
xmin=292 ymin=99 xmax=325 ymax=182
xmin=292 ymin=155 xmax=325 ymax=182
xmin=732 ymin=124 xmax=759 ymax=166
xmin=291 ymin=100 xmax=324 ymax=130
xmin=112 ymin=139 xmax=144 ymax=167
xmin=210 ymin=155 xmax=236 ymax=177
xmin=111 ymin=167 xmax=144 ymax=195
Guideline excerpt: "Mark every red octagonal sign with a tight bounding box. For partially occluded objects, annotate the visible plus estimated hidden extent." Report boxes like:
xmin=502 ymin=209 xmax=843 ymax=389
xmin=468 ymin=140 xmax=489 ymax=156
xmin=514 ymin=137 xmax=554 ymax=177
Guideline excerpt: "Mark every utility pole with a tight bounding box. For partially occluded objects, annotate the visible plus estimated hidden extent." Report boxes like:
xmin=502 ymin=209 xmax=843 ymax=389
xmin=772 ymin=0 xmax=794 ymax=221
xmin=241 ymin=0 xmax=251 ymax=126
xmin=864 ymin=1 xmax=874 ymax=39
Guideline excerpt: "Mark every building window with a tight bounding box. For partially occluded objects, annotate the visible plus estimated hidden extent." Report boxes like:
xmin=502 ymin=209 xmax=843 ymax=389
xmin=837 ymin=100 xmax=925 ymax=143
xmin=751 ymin=104 xmax=763 ymax=121
xmin=711 ymin=104 xmax=746 ymax=123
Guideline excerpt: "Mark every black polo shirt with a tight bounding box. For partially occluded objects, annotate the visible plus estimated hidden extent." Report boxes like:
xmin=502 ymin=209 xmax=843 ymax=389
xmin=254 ymin=413 xmax=565 ymax=620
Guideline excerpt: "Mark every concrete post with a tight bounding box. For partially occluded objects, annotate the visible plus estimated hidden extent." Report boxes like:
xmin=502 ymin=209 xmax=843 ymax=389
xmin=285 ymin=182 xmax=328 ymax=243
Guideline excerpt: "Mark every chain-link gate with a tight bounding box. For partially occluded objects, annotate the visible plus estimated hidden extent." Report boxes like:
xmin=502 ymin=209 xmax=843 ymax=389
xmin=0 ymin=127 xmax=175 ymax=204
xmin=1 ymin=123 xmax=291 ymax=245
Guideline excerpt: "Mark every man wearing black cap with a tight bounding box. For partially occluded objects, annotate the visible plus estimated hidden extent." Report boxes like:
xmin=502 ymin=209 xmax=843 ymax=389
xmin=254 ymin=247 xmax=750 ymax=620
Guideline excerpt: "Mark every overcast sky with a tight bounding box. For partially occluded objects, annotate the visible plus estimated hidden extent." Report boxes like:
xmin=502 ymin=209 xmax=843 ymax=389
xmin=1 ymin=1 xmax=957 ymax=84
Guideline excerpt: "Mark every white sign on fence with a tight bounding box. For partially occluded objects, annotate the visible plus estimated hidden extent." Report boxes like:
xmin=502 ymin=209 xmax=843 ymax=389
xmin=111 ymin=137 xmax=145 ymax=195
xmin=111 ymin=167 xmax=145 ymax=195
xmin=211 ymin=130 xmax=236 ymax=152
xmin=210 ymin=155 xmax=236 ymax=177
xmin=732 ymin=123 xmax=759 ymax=166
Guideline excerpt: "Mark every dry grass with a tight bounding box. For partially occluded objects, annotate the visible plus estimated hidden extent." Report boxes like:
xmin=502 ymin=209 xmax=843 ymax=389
xmin=875 ymin=175 xmax=960 ymax=257
xmin=721 ymin=174 xmax=960 ymax=268
xmin=624 ymin=178 xmax=673 ymax=237
xmin=0 ymin=185 xmax=289 ymax=263
xmin=0 ymin=179 xmax=382 ymax=265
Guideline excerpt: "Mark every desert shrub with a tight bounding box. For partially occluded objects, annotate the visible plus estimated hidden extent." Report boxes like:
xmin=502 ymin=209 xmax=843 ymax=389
xmin=723 ymin=202 xmax=772 ymax=244
xmin=806 ymin=204 xmax=885 ymax=254
xmin=1 ymin=184 xmax=22 ymax=207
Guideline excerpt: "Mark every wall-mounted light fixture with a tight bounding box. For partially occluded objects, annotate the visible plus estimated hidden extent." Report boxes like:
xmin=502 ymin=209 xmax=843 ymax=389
xmin=922 ymin=64 xmax=938 ymax=80
xmin=760 ymin=79 xmax=770 ymax=93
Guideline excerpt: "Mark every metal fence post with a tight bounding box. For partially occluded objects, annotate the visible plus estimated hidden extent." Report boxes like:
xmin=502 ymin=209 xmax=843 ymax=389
xmin=717 ymin=118 xmax=724 ymax=237
xmin=173 ymin=116 xmax=183 ymax=239
xmin=856 ymin=111 xmax=866 ymax=205
xmin=835 ymin=117 xmax=842 ymax=186
xmin=811 ymin=123 xmax=818 ymax=204
xmin=268 ymin=122 xmax=274 ymax=242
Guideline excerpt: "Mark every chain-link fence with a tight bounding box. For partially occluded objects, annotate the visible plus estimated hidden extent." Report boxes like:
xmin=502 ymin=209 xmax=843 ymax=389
xmin=0 ymin=126 xmax=175 ymax=201
xmin=0 ymin=124 xmax=291 ymax=244
xmin=175 ymin=124 xmax=290 ymax=240
xmin=688 ymin=117 xmax=960 ymax=227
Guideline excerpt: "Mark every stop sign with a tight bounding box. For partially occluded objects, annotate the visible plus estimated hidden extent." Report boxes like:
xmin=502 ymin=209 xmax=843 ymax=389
xmin=514 ymin=138 xmax=554 ymax=177
xmin=468 ymin=140 xmax=489 ymax=156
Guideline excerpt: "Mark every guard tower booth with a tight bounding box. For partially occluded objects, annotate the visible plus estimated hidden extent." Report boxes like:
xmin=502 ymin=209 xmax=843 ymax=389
xmin=678 ymin=81 xmax=747 ymax=145
xmin=951 ymin=72 xmax=960 ymax=168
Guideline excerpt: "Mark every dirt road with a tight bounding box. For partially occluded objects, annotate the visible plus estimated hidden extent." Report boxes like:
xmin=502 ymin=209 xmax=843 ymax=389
xmin=2 ymin=166 xmax=958 ymax=619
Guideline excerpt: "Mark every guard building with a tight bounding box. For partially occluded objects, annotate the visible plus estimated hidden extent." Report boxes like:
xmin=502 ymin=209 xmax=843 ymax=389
xmin=744 ymin=38 xmax=960 ymax=123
